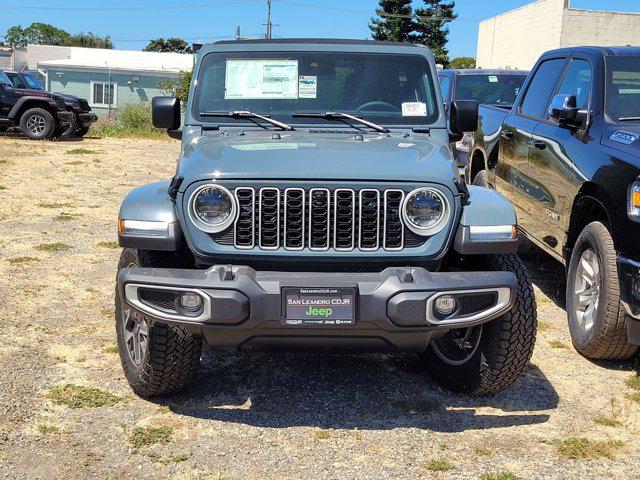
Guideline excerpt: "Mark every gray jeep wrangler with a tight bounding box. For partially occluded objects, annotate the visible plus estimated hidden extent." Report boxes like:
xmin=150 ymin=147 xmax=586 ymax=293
xmin=115 ymin=39 xmax=537 ymax=397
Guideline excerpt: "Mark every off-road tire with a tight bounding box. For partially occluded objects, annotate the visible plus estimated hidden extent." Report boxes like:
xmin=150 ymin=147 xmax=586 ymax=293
xmin=74 ymin=125 xmax=90 ymax=138
xmin=57 ymin=117 xmax=79 ymax=139
xmin=115 ymin=248 xmax=202 ymax=397
xmin=19 ymin=107 xmax=55 ymax=140
xmin=421 ymin=253 xmax=537 ymax=394
xmin=472 ymin=170 xmax=491 ymax=188
xmin=566 ymin=221 xmax=637 ymax=360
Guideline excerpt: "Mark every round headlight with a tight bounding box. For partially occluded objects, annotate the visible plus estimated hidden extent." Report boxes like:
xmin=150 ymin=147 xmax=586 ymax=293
xmin=188 ymin=184 xmax=237 ymax=233
xmin=402 ymin=188 xmax=449 ymax=236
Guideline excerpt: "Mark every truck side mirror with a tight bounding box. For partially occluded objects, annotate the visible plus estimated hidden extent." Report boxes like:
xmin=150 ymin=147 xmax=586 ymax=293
xmin=449 ymin=100 xmax=478 ymax=141
xmin=152 ymin=96 xmax=181 ymax=137
xmin=548 ymin=94 xmax=579 ymax=124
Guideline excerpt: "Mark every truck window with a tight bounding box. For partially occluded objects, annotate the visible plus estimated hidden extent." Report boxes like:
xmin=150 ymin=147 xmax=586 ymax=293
xmin=454 ymin=74 xmax=526 ymax=106
xmin=548 ymin=59 xmax=592 ymax=116
xmin=439 ymin=75 xmax=451 ymax=100
xmin=606 ymin=56 xmax=640 ymax=122
xmin=519 ymin=59 xmax=566 ymax=119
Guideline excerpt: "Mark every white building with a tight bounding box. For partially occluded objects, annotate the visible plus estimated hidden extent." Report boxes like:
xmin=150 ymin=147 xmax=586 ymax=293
xmin=476 ymin=0 xmax=640 ymax=70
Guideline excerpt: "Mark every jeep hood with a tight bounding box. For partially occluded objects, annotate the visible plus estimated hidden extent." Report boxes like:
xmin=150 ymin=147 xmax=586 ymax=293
xmin=178 ymin=131 xmax=457 ymax=186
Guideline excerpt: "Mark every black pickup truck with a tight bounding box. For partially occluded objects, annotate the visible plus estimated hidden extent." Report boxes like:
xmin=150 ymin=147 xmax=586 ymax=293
xmin=3 ymin=70 xmax=97 ymax=138
xmin=438 ymin=69 xmax=528 ymax=171
xmin=470 ymin=46 xmax=640 ymax=360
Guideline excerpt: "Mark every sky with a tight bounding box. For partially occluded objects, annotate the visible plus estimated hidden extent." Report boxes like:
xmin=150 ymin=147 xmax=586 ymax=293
xmin=1 ymin=0 xmax=639 ymax=58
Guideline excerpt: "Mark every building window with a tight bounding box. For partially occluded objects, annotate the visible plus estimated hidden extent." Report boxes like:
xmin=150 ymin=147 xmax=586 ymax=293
xmin=90 ymin=81 xmax=117 ymax=108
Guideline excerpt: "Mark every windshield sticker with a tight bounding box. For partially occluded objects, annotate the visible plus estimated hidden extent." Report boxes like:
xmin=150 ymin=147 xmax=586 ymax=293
xmin=225 ymin=60 xmax=299 ymax=100
xmin=401 ymin=102 xmax=427 ymax=117
xmin=298 ymin=75 xmax=317 ymax=99
xmin=488 ymin=75 xmax=498 ymax=83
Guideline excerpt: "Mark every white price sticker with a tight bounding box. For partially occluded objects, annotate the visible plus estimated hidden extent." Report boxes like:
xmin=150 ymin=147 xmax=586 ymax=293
xmin=401 ymin=102 xmax=427 ymax=117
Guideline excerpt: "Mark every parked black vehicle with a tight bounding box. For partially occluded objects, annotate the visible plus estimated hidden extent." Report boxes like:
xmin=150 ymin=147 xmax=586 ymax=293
xmin=0 ymin=70 xmax=74 ymax=140
xmin=470 ymin=46 xmax=640 ymax=360
xmin=438 ymin=69 xmax=528 ymax=172
xmin=3 ymin=70 xmax=97 ymax=138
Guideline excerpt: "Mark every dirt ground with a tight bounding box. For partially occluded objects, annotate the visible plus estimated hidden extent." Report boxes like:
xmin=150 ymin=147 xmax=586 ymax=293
xmin=1 ymin=135 xmax=639 ymax=480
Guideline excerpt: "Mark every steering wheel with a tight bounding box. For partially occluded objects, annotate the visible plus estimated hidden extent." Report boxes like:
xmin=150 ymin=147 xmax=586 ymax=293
xmin=355 ymin=101 xmax=401 ymax=113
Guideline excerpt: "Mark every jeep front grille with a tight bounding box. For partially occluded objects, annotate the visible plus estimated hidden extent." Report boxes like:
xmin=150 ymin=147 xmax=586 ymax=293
xmin=223 ymin=187 xmax=425 ymax=252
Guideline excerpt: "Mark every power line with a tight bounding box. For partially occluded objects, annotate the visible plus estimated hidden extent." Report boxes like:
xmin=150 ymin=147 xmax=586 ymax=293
xmin=2 ymin=0 xmax=258 ymax=11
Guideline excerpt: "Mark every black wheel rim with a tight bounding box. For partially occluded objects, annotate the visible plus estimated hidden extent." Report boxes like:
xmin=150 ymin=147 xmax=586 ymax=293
xmin=431 ymin=325 xmax=483 ymax=366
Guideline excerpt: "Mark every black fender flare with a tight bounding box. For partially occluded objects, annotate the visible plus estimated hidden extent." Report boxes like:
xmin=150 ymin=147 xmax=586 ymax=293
xmin=8 ymin=96 xmax=58 ymax=121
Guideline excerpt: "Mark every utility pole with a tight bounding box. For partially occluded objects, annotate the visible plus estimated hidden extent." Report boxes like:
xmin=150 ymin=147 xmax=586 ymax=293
xmin=265 ymin=0 xmax=272 ymax=39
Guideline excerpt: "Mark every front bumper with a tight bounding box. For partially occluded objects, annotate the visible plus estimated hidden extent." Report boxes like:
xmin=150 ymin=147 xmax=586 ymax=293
xmin=117 ymin=265 xmax=516 ymax=353
xmin=617 ymin=255 xmax=640 ymax=345
xmin=77 ymin=112 xmax=98 ymax=125
xmin=56 ymin=111 xmax=75 ymax=123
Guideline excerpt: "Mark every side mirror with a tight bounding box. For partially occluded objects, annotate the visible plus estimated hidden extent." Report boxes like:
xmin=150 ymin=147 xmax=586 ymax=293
xmin=548 ymin=94 xmax=579 ymax=124
xmin=449 ymin=100 xmax=478 ymax=141
xmin=152 ymin=96 xmax=181 ymax=135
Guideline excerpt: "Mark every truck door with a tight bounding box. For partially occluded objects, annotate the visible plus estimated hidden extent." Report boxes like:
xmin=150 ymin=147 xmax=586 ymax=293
xmin=498 ymin=57 xmax=568 ymax=239
xmin=528 ymin=56 xmax=593 ymax=259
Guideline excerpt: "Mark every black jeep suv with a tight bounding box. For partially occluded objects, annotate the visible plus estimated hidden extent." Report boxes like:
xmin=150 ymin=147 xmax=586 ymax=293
xmin=3 ymin=70 xmax=97 ymax=138
xmin=0 ymin=70 xmax=74 ymax=140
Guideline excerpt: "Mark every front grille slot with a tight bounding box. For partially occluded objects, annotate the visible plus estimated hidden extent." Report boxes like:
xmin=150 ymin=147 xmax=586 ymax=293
xmin=308 ymin=188 xmax=330 ymax=251
xmin=229 ymin=186 xmax=428 ymax=251
xmin=259 ymin=188 xmax=280 ymax=249
xmin=138 ymin=288 xmax=179 ymax=312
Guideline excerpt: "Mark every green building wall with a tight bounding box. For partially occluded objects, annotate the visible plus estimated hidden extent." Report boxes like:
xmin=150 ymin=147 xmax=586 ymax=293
xmin=45 ymin=68 xmax=179 ymax=118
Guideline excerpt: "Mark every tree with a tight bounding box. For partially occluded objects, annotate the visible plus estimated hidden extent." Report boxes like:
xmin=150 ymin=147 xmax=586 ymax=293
xmin=369 ymin=0 xmax=414 ymax=43
xmin=449 ymin=56 xmax=476 ymax=69
xmin=159 ymin=70 xmax=193 ymax=104
xmin=410 ymin=0 xmax=457 ymax=67
xmin=144 ymin=38 xmax=193 ymax=54
xmin=4 ymin=23 xmax=112 ymax=49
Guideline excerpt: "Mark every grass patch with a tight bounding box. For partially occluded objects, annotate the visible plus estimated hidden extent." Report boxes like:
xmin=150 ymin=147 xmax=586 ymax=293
xmin=65 ymin=148 xmax=99 ymax=155
xmin=625 ymin=375 xmax=640 ymax=391
xmin=55 ymin=212 xmax=82 ymax=221
xmin=147 ymin=453 xmax=188 ymax=465
xmin=314 ymin=429 xmax=332 ymax=440
xmin=37 ymin=422 xmax=59 ymax=434
xmin=552 ymin=437 xmax=623 ymax=460
xmin=96 ymin=241 xmax=119 ymax=249
xmin=0 ymin=185 xmax=7 ymax=190
xmin=157 ymin=406 xmax=171 ymax=414
xmin=35 ymin=242 xmax=72 ymax=252
xmin=129 ymin=426 xmax=173 ymax=449
xmin=549 ymin=339 xmax=569 ymax=349
xmin=102 ymin=345 xmax=119 ymax=354
xmin=48 ymin=384 xmax=121 ymax=409
xmin=90 ymin=103 xmax=166 ymax=140
xmin=537 ymin=320 xmax=554 ymax=331
xmin=625 ymin=392 xmax=640 ymax=403
xmin=594 ymin=416 xmax=622 ymax=427
xmin=394 ymin=398 xmax=441 ymax=414
xmin=7 ymin=256 xmax=39 ymax=265
xmin=473 ymin=446 xmax=495 ymax=456
xmin=480 ymin=473 xmax=521 ymax=480
xmin=38 ymin=202 xmax=70 ymax=209
xmin=426 ymin=459 xmax=454 ymax=472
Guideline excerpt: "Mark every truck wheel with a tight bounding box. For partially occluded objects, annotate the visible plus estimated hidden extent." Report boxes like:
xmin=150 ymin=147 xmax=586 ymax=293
xmin=74 ymin=126 xmax=90 ymax=138
xmin=19 ymin=107 xmax=56 ymax=140
xmin=57 ymin=118 xmax=79 ymax=139
xmin=115 ymin=248 xmax=202 ymax=397
xmin=566 ymin=222 xmax=637 ymax=360
xmin=421 ymin=253 xmax=537 ymax=394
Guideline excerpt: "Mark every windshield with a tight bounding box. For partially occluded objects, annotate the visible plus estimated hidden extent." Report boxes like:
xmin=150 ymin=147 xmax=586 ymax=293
xmin=454 ymin=74 xmax=526 ymax=106
xmin=606 ymin=56 xmax=640 ymax=122
xmin=0 ymin=71 xmax=12 ymax=87
xmin=193 ymin=51 xmax=439 ymax=126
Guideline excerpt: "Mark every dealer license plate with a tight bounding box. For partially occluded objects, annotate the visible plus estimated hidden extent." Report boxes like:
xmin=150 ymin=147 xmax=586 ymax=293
xmin=282 ymin=287 xmax=355 ymax=326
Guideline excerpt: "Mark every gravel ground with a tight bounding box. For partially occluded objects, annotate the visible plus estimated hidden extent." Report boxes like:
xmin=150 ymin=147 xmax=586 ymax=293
xmin=0 ymin=135 xmax=639 ymax=480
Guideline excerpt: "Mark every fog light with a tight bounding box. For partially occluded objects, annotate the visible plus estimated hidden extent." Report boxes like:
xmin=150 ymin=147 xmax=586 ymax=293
xmin=180 ymin=292 xmax=203 ymax=313
xmin=434 ymin=295 xmax=457 ymax=316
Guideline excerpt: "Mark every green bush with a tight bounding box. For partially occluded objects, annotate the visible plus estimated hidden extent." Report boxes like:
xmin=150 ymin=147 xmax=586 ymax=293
xmin=90 ymin=102 xmax=165 ymax=139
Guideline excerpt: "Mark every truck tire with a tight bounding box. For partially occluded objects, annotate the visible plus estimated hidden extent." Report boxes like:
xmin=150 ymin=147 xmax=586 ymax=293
xmin=74 ymin=125 xmax=90 ymax=138
xmin=115 ymin=248 xmax=202 ymax=397
xmin=19 ymin=107 xmax=56 ymax=140
xmin=566 ymin=222 xmax=637 ymax=360
xmin=421 ymin=253 xmax=537 ymax=394
xmin=57 ymin=117 xmax=79 ymax=139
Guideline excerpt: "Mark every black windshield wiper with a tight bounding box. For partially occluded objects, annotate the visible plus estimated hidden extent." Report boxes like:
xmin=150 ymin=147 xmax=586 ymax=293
xmin=292 ymin=112 xmax=389 ymax=133
xmin=200 ymin=111 xmax=294 ymax=131
xmin=619 ymin=116 xmax=640 ymax=122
